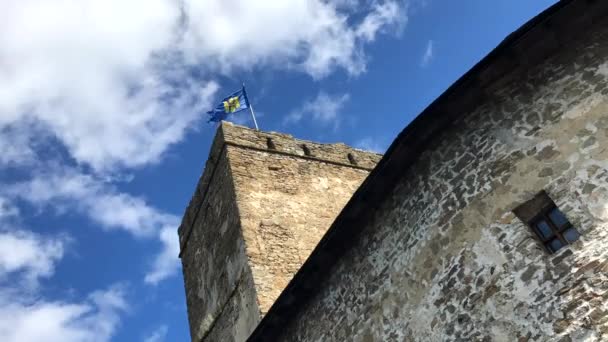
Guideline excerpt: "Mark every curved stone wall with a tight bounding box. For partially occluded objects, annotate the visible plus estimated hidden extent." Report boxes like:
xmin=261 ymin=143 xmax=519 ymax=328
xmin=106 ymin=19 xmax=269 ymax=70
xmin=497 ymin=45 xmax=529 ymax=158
xmin=277 ymin=10 xmax=608 ymax=342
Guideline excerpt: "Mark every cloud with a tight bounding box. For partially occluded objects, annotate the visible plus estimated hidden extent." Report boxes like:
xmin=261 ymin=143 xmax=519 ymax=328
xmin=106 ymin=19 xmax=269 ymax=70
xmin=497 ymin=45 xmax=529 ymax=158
xmin=143 ymin=325 xmax=168 ymax=342
xmin=0 ymin=216 xmax=128 ymax=342
xmin=0 ymin=284 xmax=128 ymax=342
xmin=0 ymin=0 xmax=220 ymax=172
xmin=0 ymin=122 xmax=38 ymax=167
xmin=144 ymin=227 xmax=180 ymax=285
xmin=3 ymin=167 xmax=181 ymax=284
xmin=355 ymin=137 xmax=386 ymax=153
xmin=181 ymin=0 xmax=405 ymax=78
xmin=285 ymin=91 xmax=350 ymax=128
xmin=356 ymin=1 xmax=405 ymax=42
xmin=5 ymin=167 xmax=179 ymax=238
xmin=421 ymin=39 xmax=434 ymax=67
xmin=0 ymin=229 xmax=66 ymax=289
xmin=0 ymin=0 xmax=406 ymax=173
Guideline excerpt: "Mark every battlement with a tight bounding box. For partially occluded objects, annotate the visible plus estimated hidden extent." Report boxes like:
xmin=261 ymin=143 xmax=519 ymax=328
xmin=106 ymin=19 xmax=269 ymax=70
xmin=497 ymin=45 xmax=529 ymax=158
xmin=221 ymin=121 xmax=381 ymax=170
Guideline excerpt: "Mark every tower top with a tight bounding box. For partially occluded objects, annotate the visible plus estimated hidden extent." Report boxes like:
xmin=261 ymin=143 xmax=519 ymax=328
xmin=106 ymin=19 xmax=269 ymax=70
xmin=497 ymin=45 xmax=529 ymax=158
xmin=219 ymin=121 xmax=380 ymax=170
xmin=178 ymin=121 xmax=382 ymax=252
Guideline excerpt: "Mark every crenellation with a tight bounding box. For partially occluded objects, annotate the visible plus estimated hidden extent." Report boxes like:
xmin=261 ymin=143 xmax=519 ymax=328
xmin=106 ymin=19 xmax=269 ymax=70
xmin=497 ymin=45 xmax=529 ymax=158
xmin=220 ymin=121 xmax=381 ymax=170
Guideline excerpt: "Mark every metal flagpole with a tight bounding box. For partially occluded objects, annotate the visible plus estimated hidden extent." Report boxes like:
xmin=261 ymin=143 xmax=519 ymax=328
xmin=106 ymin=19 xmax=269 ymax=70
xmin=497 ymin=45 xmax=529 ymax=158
xmin=243 ymin=83 xmax=259 ymax=130
xmin=249 ymin=103 xmax=259 ymax=131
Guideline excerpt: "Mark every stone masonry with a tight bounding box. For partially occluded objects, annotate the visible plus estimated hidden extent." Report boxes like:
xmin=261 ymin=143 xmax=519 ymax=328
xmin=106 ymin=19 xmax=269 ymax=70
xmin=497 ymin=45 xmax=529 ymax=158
xmin=248 ymin=1 xmax=608 ymax=341
xmin=178 ymin=122 xmax=381 ymax=341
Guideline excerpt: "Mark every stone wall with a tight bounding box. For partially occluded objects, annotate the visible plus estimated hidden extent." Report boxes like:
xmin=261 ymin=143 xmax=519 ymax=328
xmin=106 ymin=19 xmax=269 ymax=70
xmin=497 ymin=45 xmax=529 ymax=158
xmin=178 ymin=122 xmax=381 ymax=341
xmin=275 ymin=6 xmax=608 ymax=342
xmin=224 ymin=124 xmax=380 ymax=314
xmin=179 ymin=129 xmax=259 ymax=342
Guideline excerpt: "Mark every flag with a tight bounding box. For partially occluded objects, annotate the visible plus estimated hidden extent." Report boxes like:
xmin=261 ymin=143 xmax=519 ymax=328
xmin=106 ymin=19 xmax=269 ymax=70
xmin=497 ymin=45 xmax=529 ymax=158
xmin=207 ymin=87 xmax=250 ymax=123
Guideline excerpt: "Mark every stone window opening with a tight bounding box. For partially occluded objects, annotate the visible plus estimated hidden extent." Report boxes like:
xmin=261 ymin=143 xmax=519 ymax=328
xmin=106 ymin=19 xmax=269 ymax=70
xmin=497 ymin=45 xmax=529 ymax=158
xmin=347 ymin=153 xmax=358 ymax=165
xmin=301 ymin=144 xmax=312 ymax=156
xmin=513 ymin=191 xmax=581 ymax=254
xmin=266 ymin=137 xmax=276 ymax=150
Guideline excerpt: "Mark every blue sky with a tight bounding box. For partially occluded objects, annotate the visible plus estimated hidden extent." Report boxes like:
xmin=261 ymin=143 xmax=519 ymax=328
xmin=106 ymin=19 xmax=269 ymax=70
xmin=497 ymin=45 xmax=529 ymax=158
xmin=0 ymin=1 xmax=557 ymax=341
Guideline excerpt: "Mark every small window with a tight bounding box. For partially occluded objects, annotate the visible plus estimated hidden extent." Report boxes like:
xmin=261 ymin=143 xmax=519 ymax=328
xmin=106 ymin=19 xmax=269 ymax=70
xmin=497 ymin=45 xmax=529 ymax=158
xmin=347 ymin=153 xmax=357 ymax=165
xmin=301 ymin=144 xmax=312 ymax=156
xmin=266 ymin=137 xmax=276 ymax=150
xmin=513 ymin=192 xmax=580 ymax=254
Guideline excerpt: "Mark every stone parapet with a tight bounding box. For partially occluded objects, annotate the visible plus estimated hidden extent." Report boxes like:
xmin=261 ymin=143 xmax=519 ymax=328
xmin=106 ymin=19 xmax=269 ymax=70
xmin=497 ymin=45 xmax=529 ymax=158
xmin=221 ymin=121 xmax=381 ymax=171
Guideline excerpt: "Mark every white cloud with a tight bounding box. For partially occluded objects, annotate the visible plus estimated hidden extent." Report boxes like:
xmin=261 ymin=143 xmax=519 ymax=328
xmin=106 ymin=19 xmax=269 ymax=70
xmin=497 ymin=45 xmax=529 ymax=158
xmin=6 ymin=168 xmax=178 ymax=238
xmin=285 ymin=91 xmax=350 ymax=128
xmin=355 ymin=137 xmax=386 ymax=153
xmin=143 ymin=325 xmax=168 ymax=342
xmin=0 ymin=229 xmax=66 ymax=288
xmin=0 ymin=284 xmax=128 ymax=342
xmin=181 ymin=0 xmax=405 ymax=78
xmin=357 ymin=1 xmax=405 ymax=42
xmin=0 ymin=220 xmax=127 ymax=342
xmin=0 ymin=0 xmax=219 ymax=172
xmin=144 ymin=227 xmax=180 ymax=285
xmin=421 ymin=39 xmax=434 ymax=67
xmin=0 ymin=0 xmax=406 ymax=173
xmin=0 ymin=197 xmax=65 ymax=290
xmin=0 ymin=123 xmax=37 ymax=167
xmin=3 ymin=168 xmax=181 ymax=284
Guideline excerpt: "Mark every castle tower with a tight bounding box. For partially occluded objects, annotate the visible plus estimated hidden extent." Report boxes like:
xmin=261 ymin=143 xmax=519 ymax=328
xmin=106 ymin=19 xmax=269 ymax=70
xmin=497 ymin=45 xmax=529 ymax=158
xmin=178 ymin=122 xmax=382 ymax=341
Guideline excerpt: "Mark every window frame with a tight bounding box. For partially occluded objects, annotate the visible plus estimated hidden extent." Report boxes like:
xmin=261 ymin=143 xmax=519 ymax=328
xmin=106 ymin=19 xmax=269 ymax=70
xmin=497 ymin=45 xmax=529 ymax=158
xmin=513 ymin=191 xmax=580 ymax=254
xmin=528 ymin=203 xmax=576 ymax=253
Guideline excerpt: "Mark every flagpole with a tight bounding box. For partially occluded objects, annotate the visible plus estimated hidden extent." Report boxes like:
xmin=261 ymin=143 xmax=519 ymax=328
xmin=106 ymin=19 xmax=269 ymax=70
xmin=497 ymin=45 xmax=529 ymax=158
xmin=249 ymin=103 xmax=259 ymax=131
xmin=242 ymin=83 xmax=259 ymax=130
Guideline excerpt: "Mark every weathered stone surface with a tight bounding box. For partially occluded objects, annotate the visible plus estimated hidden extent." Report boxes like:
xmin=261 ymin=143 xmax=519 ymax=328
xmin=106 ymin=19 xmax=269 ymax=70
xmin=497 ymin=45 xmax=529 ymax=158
xmin=178 ymin=122 xmax=381 ymax=341
xmin=225 ymin=126 xmax=380 ymax=315
xmin=263 ymin=5 xmax=608 ymax=342
xmin=178 ymin=130 xmax=253 ymax=342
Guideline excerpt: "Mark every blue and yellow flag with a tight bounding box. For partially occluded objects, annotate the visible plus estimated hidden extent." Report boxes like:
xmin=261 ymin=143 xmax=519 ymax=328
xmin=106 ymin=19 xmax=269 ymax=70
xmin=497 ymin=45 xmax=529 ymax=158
xmin=207 ymin=87 xmax=250 ymax=123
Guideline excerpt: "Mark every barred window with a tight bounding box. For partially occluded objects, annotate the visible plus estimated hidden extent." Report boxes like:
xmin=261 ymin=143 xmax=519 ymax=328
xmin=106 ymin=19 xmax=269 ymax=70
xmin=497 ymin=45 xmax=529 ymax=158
xmin=513 ymin=192 xmax=580 ymax=254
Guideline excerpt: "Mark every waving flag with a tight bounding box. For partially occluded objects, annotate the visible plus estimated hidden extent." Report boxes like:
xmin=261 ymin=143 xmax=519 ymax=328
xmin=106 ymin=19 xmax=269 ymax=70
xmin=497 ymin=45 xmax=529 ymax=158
xmin=207 ymin=87 xmax=250 ymax=123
